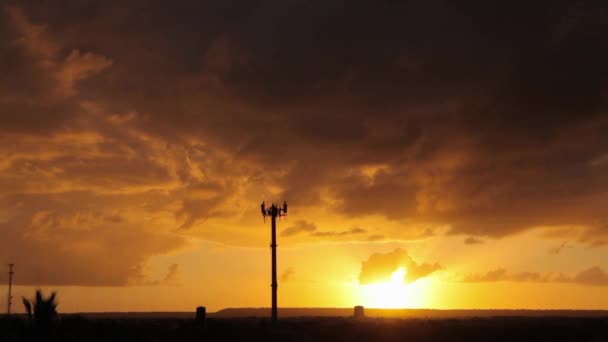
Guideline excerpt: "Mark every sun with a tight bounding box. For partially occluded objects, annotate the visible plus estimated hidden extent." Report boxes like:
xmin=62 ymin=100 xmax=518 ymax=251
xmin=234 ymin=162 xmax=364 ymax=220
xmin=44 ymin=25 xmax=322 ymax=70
xmin=359 ymin=267 xmax=414 ymax=308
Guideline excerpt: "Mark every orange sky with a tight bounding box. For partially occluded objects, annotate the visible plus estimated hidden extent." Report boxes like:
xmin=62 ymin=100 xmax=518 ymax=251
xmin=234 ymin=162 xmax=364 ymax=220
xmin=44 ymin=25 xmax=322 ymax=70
xmin=1 ymin=2 xmax=608 ymax=312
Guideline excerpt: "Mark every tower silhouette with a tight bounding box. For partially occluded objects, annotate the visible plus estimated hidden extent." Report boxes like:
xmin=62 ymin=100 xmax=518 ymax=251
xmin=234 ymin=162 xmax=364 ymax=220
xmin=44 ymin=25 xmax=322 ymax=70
xmin=7 ymin=263 xmax=14 ymax=315
xmin=261 ymin=201 xmax=287 ymax=322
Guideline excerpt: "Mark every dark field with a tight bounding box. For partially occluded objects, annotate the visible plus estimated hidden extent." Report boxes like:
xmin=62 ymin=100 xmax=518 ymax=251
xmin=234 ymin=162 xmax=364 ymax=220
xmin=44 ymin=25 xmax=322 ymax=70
xmin=2 ymin=315 xmax=608 ymax=342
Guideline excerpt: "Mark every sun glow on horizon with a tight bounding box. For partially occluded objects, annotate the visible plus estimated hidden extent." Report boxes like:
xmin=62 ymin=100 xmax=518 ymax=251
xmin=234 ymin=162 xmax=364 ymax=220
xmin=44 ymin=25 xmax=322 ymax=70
xmin=359 ymin=267 xmax=416 ymax=309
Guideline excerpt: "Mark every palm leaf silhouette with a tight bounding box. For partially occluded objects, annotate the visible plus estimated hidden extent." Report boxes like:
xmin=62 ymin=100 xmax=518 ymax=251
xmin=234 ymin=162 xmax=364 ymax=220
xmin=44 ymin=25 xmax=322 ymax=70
xmin=22 ymin=289 xmax=58 ymax=327
xmin=22 ymin=297 xmax=32 ymax=319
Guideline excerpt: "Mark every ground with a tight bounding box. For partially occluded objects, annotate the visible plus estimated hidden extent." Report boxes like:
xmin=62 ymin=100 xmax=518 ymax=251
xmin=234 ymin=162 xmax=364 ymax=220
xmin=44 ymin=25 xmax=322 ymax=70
xmin=2 ymin=316 xmax=607 ymax=341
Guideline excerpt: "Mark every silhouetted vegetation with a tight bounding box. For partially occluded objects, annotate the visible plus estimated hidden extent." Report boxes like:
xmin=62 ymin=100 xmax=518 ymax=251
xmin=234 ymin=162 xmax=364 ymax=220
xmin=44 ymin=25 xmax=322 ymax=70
xmin=1 ymin=315 xmax=607 ymax=342
xmin=21 ymin=289 xmax=59 ymax=341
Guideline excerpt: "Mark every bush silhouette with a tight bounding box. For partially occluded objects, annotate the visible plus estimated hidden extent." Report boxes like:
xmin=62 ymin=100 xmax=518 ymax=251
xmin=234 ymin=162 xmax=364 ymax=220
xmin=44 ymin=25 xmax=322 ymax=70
xmin=22 ymin=289 xmax=58 ymax=331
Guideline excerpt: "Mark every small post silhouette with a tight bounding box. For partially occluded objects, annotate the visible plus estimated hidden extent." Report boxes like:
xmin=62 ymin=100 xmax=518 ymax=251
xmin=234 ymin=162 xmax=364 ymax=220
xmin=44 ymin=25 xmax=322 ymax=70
xmin=261 ymin=201 xmax=287 ymax=322
xmin=7 ymin=263 xmax=14 ymax=315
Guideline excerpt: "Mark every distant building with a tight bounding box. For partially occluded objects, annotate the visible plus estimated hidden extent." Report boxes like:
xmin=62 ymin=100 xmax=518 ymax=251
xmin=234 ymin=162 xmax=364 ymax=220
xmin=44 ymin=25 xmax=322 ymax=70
xmin=354 ymin=305 xmax=365 ymax=319
xmin=196 ymin=306 xmax=206 ymax=326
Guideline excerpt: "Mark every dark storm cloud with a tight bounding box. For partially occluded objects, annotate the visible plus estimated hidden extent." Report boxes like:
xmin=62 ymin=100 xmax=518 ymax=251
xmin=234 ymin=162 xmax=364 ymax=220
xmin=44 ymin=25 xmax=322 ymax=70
xmin=74 ymin=0 xmax=608 ymax=242
xmin=0 ymin=0 xmax=608 ymax=285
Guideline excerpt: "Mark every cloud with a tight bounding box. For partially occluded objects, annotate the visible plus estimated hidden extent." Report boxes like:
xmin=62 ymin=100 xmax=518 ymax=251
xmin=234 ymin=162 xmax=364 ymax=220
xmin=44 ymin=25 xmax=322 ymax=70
xmin=310 ymin=227 xmax=367 ymax=238
xmin=0 ymin=215 xmax=186 ymax=287
xmin=128 ymin=263 xmax=181 ymax=286
xmin=55 ymin=50 xmax=113 ymax=97
xmin=280 ymin=267 xmax=294 ymax=282
xmin=568 ymin=267 xmax=608 ymax=286
xmin=358 ymin=248 xmax=442 ymax=285
xmin=2 ymin=3 xmax=607 ymax=243
xmin=549 ymin=241 xmax=570 ymax=255
xmin=464 ymin=237 xmax=484 ymax=245
xmin=463 ymin=266 xmax=608 ymax=286
xmin=541 ymin=225 xmax=608 ymax=248
xmin=6 ymin=5 xmax=112 ymax=99
xmin=162 ymin=263 xmax=180 ymax=285
xmin=281 ymin=221 xmax=366 ymax=238
xmin=463 ymin=268 xmax=548 ymax=283
xmin=367 ymin=234 xmax=385 ymax=242
xmin=1 ymin=2 xmax=608 ymax=286
xmin=5 ymin=5 xmax=59 ymax=64
xmin=281 ymin=220 xmax=317 ymax=237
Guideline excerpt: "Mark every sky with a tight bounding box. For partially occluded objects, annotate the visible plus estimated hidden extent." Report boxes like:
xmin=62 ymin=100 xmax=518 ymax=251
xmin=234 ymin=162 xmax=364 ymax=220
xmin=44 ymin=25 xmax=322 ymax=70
xmin=0 ymin=1 xmax=607 ymax=312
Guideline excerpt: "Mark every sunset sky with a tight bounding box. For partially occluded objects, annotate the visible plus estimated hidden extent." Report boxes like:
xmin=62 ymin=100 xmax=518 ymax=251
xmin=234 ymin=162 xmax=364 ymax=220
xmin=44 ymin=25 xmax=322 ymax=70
xmin=1 ymin=1 xmax=607 ymax=312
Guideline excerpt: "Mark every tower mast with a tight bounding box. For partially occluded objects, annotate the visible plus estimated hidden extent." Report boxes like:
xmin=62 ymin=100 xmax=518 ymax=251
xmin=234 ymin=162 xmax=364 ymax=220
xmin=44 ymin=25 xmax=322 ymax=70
xmin=7 ymin=263 xmax=14 ymax=316
xmin=261 ymin=201 xmax=287 ymax=322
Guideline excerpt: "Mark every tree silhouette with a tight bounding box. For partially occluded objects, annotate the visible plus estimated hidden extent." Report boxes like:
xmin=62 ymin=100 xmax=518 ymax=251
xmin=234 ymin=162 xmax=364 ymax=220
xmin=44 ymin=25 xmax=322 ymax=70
xmin=22 ymin=289 xmax=58 ymax=329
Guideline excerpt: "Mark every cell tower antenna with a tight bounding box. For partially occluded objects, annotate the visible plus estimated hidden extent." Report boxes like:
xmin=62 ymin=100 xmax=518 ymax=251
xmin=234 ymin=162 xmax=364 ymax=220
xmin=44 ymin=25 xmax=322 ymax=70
xmin=7 ymin=263 xmax=14 ymax=316
xmin=261 ymin=201 xmax=287 ymax=322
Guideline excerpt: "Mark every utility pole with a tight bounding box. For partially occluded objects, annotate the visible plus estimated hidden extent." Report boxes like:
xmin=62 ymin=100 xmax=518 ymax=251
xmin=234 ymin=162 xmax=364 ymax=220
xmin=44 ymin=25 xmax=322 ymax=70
xmin=7 ymin=263 xmax=14 ymax=316
xmin=261 ymin=201 xmax=287 ymax=322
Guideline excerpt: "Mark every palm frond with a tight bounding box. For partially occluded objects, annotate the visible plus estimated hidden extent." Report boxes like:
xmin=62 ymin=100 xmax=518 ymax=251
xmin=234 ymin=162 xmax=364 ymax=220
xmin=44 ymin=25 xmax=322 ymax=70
xmin=22 ymin=297 xmax=32 ymax=318
xmin=35 ymin=289 xmax=43 ymax=304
